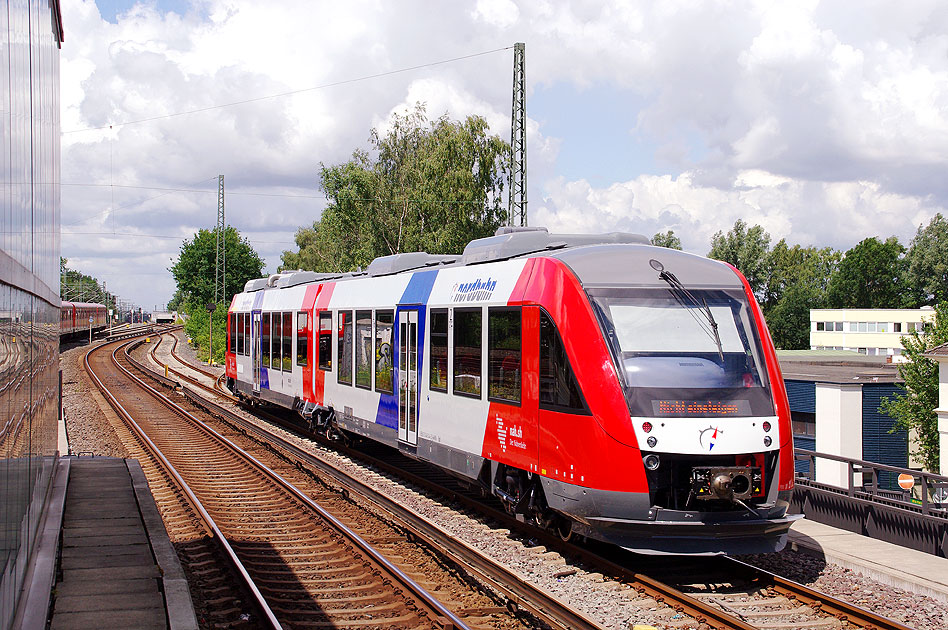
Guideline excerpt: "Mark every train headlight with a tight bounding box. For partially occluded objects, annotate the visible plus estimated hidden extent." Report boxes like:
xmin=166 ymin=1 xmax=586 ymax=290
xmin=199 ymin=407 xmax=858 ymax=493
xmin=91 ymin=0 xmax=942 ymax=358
xmin=763 ymin=436 xmax=772 ymax=447
xmin=642 ymin=421 xmax=653 ymax=433
xmin=646 ymin=436 xmax=657 ymax=448
xmin=643 ymin=454 xmax=661 ymax=471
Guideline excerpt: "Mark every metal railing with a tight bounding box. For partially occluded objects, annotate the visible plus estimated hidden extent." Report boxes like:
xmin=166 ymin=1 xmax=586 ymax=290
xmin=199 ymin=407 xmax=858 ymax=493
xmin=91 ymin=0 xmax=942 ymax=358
xmin=792 ymin=448 xmax=948 ymax=557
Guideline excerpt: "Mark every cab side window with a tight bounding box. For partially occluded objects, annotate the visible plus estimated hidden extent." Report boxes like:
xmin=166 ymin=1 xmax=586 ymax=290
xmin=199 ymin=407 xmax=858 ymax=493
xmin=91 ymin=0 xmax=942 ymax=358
xmin=539 ymin=310 xmax=589 ymax=414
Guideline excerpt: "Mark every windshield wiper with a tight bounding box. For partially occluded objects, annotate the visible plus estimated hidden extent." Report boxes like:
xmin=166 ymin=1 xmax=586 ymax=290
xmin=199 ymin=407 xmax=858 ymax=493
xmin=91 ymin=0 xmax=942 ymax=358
xmin=655 ymin=264 xmax=725 ymax=364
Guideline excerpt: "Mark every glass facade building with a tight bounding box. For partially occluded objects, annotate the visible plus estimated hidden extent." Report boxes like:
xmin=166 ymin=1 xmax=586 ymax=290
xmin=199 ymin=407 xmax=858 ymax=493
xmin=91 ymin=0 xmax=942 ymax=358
xmin=0 ymin=1 xmax=64 ymax=627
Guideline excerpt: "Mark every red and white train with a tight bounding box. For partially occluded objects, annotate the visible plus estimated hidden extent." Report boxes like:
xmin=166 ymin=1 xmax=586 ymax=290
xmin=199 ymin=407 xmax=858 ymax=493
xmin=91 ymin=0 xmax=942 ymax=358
xmin=226 ymin=227 xmax=800 ymax=554
xmin=60 ymin=301 xmax=108 ymax=337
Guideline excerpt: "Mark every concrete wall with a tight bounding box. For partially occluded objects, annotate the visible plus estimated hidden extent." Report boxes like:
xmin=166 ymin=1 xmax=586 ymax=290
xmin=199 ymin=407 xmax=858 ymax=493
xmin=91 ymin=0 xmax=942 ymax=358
xmin=815 ymin=383 xmax=863 ymax=487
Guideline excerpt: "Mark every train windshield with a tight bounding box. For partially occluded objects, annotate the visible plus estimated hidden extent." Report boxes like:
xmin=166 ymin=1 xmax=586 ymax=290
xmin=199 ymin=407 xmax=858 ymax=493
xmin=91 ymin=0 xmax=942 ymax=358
xmin=590 ymin=288 xmax=774 ymax=418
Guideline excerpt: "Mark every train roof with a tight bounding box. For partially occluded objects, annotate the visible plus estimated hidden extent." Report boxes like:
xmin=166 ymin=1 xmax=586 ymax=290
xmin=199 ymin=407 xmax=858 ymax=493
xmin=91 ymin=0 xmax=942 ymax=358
xmin=239 ymin=226 xmax=742 ymax=295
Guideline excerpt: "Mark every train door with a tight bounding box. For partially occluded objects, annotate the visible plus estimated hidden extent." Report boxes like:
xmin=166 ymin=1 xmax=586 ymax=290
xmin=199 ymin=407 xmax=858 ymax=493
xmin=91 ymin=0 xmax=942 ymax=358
xmin=252 ymin=310 xmax=262 ymax=393
xmin=397 ymin=309 xmax=419 ymax=445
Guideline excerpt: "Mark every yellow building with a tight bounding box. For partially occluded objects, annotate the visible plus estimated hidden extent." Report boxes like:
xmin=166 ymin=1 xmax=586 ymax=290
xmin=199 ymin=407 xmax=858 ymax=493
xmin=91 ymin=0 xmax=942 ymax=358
xmin=810 ymin=307 xmax=937 ymax=357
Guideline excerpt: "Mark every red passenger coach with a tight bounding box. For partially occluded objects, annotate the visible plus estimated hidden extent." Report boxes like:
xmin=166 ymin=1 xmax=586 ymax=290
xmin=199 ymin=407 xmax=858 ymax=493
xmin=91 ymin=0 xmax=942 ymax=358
xmin=225 ymin=228 xmax=800 ymax=554
xmin=60 ymin=301 xmax=108 ymax=337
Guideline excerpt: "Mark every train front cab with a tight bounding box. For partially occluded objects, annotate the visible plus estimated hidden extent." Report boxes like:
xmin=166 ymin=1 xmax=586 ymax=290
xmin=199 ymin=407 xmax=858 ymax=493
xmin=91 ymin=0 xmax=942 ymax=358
xmin=518 ymin=250 xmax=799 ymax=555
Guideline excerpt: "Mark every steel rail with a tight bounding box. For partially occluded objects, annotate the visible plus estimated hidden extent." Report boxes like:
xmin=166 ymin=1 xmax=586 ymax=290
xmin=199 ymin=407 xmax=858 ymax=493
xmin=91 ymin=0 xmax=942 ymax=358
xmin=118 ymin=340 xmax=471 ymax=630
xmin=83 ymin=339 xmax=284 ymax=630
xmin=169 ymin=385 xmax=617 ymax=630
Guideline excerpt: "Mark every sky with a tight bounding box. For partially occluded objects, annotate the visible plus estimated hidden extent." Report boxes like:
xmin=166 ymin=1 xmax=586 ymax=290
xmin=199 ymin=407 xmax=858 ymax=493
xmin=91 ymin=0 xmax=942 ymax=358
xmin=61 ymin=0 xmax=948 ymax=311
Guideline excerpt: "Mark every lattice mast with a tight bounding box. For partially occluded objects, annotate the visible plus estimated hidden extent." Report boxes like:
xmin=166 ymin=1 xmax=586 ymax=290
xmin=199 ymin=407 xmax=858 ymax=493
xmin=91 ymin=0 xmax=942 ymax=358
xmin=214 ymin=175 xmax=225 ymax=303
xmin=508 ymin=42 xmax=527 ymax=227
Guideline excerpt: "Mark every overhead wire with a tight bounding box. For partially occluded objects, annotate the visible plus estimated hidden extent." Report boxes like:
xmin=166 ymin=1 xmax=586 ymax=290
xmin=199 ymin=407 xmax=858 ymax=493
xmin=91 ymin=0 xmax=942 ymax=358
xmin=63 ymin=46 xmax=513 ymax=134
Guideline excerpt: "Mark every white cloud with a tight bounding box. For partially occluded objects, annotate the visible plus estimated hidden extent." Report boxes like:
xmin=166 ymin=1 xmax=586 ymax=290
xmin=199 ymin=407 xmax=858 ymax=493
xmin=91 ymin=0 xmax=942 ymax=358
xmin=59 ymin=0 xmax=948 ymax=309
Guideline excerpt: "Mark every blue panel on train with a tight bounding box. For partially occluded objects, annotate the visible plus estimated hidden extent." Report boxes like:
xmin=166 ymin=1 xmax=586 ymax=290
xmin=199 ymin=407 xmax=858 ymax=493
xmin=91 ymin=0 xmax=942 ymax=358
xmin=261 ymin=367 xmax=269 ymax=389
xmin=376 ymin=394 xmax=397 ymax=429
xmin=399 ymin=269 xmax=438 ymax=305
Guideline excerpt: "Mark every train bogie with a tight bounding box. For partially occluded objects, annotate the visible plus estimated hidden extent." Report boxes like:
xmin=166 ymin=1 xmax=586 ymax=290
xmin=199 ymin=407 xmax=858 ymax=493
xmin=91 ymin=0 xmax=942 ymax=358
xmin=226 ymin=228 xmax=800 ymax=555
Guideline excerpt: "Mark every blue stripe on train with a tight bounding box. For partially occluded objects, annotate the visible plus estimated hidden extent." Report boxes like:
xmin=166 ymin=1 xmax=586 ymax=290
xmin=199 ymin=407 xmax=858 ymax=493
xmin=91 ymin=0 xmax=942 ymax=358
xmin=374 ymin=270 xmax=438 ymax=430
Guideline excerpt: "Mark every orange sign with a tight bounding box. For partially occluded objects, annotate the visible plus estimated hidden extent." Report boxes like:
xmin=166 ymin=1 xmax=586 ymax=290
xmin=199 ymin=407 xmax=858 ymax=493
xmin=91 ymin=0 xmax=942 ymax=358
xmin=897 ymin=473 xmax=914 ymax=490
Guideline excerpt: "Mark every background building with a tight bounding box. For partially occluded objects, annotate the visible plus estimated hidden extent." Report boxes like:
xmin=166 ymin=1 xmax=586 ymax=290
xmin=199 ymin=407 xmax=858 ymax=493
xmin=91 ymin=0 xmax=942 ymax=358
xmin=810 ymin=307 xmax=936 ymax=357
xmin=0 ymin=2 xmax=64 ymax=627
xmin=926 ymin=343 xmax=948 ymax=477
xmin=779 ymin=351 xmax=908 ymax=488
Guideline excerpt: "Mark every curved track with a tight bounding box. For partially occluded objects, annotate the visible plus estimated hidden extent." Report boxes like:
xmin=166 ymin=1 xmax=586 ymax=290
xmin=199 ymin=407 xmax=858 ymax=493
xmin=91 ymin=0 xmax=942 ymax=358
xmin=153 ymin=330 xmax=915 ymax=630
xmin=85 ymin=336 xmax=470 ymax=630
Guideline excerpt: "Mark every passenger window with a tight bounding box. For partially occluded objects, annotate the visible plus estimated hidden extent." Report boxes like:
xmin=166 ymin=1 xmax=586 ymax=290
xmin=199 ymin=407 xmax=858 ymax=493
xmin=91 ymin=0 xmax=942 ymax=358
xmin=262 ymin=312 xmax=271 ymax=368
xmin=375 ymin=310 xmax=393 ymax=393
xmin=244 ymin=313 xmax=250 ymax=357
xmin=298 ymin=311 xmax=309 ymax=367
xmin=453 ymin=308 xmax=482 ymax=398
xmin=318 ymin=311 xmax=332 ymax=370
xmin=539 ymin=310 xmax=589 ymax=414
xmin=429 ymin=309 xmax=448 ymax=392
xmin=237 ymin=313 xmax=245 ymax=356
xmin=228 ymin=313 xmax=236 ymax=354
xmin=271 ymin=312 xmax=282 ymax=369
xmin=355 ymin=310 xmax=372 ymax=389
xmin=282 ymin=312 xmax=293 ymax=371
xmin=338 ymin=311 xmax=353 ymax=385
xmin=488 ymin=307 xmax=521 ymax=404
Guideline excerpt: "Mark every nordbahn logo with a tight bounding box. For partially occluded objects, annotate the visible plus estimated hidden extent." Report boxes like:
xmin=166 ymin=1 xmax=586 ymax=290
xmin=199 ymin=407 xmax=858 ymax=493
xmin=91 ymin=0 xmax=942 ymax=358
xmin=452 ymin=277 xmax=497 ymax=302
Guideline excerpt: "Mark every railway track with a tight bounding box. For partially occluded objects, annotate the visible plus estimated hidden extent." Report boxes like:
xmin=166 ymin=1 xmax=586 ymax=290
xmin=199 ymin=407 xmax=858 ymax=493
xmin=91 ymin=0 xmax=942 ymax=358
xmin=85 ymin=337 xmax=476 ymax=630
xmin=150 ymin=330 xmax=917 ymax=630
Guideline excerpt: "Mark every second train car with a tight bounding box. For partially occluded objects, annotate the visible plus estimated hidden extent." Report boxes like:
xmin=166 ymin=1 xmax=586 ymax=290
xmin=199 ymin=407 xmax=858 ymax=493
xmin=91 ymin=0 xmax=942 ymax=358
xmin=226 ymin=227 xmax=800 ymax=554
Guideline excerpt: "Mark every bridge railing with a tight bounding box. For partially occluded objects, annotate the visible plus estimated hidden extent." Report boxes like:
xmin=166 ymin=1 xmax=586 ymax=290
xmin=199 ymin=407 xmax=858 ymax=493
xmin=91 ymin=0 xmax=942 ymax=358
xmin=792 ymin=448 xmax=948 ymax=557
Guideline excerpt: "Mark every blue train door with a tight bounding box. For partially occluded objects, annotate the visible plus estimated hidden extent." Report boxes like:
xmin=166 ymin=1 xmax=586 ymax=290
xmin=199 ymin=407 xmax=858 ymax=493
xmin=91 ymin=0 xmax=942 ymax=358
xmin=251 ymin=310 xmax=262 ymax=393
xmin=398 ymin=309 xmax=418 ymax=445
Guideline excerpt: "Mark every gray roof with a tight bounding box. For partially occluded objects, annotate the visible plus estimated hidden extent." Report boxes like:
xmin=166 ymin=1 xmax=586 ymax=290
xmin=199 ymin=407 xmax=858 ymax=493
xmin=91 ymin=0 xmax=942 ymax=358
xmin=777 ymin=350 xmax=902 ymax=384
xmin=924 ymin=342 xmax=948 ymax=359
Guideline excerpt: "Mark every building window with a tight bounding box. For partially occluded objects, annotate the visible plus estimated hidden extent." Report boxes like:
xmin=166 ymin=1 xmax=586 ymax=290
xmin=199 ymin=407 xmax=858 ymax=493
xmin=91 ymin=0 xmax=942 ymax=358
xmin=848 ymin=322 xmax=858 ymax=332
xmin=297 ymin=312 xmax=309 ymax=367
xmin=375 ymin=310 xmax=393 ymax=393
xmin=834 ymin=322 xmax=844 ymax=331
xmin=317 ymin=311 xmax=331 ymax=370
xmin=539 ymin=310 xmax=589 ymax=413
xmin=893 ymin=322 xmax=902 ymax=333
xmin=858 ymin=322 xmax=868 ymax=332
xmin=355 ymin=310 xmax=372 ymax=389
xmin=282 ymin=312 xmax=293 ymax=370
xmin=816 ymin=322 xmax=825 ymax=331
xmin=488 ymin=307 xmax=521 ymax=403
xmin=429 ymin=309 xmax=448 ymax=392
xmin=453 ymin=308 xmax=482 ymax=398
xmin=877 ymin=322 xmax=887 ymax=333
xmin=338 ymin=311 xmax=353 ymax=385
xmin=792 ymin=411 xmax=816 ymax=437
xmin=262 ymin=312 xmax=271 ymax=368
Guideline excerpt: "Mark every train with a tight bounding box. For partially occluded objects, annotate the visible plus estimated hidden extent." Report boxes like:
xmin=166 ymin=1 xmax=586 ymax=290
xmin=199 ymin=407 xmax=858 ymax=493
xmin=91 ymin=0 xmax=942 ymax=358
xmin=60 ymin=301 xmax=108 ymax=337
xmin=226 ymin=227 xmax=800 ymax=555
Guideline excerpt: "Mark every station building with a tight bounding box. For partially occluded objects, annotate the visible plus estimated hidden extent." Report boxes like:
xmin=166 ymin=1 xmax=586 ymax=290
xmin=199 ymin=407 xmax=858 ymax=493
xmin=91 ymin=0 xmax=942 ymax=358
xmin=0 ymin=1 xmax=64 ymax=627
xmin=810 ymin=307 xmax=937 ymax=357
xmin=779 ymin=351 xmax=908 ymax=488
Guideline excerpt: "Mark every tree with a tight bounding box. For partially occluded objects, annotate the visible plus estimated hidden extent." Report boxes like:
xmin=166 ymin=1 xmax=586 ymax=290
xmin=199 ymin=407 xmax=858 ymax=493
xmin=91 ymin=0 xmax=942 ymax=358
xmin=826 ymin=236 xmax=915 ymax=309
xmin=61 ymin=257 xmax=116 ymax=309
xmin=760 ymin=240 xmax=840 ymax=349
xmin=708 ymin=220 xmax=771 ymax=299
xmin=880 ymin=302 xmax=948 ymax=472
xmin=650 ymin=230 xmax=682 ymax=249
xmin=905 ymin=213 xmax=948 ymax=305
xmin=170 ymin=226 xmax=264 ymax=309
xmin=281 ymin=104 xmax=510 ymax=272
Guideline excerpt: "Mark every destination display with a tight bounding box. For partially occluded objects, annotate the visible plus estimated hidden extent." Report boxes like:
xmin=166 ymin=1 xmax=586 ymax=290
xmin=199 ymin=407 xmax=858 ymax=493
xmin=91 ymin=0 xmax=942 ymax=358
xmin=651 ymin=399 xmax=752 ymax=417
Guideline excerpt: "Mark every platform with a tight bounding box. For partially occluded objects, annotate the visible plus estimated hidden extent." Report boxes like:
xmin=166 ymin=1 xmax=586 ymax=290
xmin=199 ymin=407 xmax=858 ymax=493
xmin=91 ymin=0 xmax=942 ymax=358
xmin=18 ymin=456 xmax=198 ymax=630
xmin=788 ymin=517 xmax=948 ymax=602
